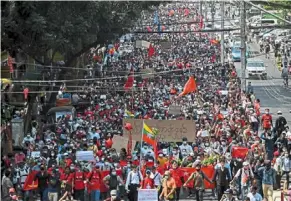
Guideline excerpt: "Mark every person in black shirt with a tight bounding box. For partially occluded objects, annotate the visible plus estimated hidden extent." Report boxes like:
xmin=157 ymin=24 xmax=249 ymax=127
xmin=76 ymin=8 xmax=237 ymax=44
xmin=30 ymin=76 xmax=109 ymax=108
xmin=34 ymin=165 xmax=49 ymax=201
xmin=212 ymin=159 xmax=231 ymax=201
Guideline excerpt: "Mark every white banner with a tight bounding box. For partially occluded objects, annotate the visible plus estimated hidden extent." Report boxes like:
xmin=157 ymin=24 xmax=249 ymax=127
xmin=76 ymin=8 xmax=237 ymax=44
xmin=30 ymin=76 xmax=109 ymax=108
xmin=138 ymin=189 xmax=158 ymax=201
xmin=31 ymin=151 xmax=41 ymax=158
xmin=76 ymin=151 xmax=95 ymax=162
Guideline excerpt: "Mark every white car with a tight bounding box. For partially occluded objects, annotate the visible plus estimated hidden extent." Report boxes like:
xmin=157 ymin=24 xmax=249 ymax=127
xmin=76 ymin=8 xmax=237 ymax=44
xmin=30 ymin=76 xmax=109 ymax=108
xmin=246 ymin=59 xmax=267 ymax=79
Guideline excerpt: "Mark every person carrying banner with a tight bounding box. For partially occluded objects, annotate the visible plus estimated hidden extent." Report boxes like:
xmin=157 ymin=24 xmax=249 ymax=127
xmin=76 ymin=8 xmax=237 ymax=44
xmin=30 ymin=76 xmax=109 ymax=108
xmin=141 ymin=170 xmax=154 ymax=189
xmin=160 ymin=171 xmax=176 ymax=201
xmin=183 ymin=164 xmax=213 ymax=201
xmin=125 ymin=165 xmax=143 ymax=201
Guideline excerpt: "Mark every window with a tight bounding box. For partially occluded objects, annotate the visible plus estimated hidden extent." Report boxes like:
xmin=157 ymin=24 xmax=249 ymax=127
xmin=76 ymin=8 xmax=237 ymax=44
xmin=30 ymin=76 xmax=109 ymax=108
xmin=247 ymin=62 xmax=264 ymax=67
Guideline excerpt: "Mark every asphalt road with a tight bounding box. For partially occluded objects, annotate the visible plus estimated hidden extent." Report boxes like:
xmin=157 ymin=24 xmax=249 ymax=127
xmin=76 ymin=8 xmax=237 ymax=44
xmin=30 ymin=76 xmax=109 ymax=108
xmin=234 ymin=41 xmax=291 ymax=125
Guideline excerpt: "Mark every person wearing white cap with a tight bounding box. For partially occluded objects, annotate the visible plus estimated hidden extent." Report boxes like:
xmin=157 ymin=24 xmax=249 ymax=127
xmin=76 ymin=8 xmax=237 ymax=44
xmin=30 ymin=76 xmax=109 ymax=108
xmin=233 ymin=161 xmax=254 ymax=200
xmin=275 ymin=110 xmax=287 ymax=137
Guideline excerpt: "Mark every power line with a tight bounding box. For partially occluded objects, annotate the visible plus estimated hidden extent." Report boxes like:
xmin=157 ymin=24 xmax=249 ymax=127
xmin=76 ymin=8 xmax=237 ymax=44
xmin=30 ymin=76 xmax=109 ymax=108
xmin=6 ymin=64 xmax=211 ymax=83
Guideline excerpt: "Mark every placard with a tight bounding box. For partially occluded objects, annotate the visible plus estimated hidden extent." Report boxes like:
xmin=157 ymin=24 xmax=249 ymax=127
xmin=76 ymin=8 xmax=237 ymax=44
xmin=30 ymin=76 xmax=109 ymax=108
xmin=123 ymin=119 xmax=196 ymax=142
xmin=111 ymin=135 xmax=136 ymax=151
xmin=31 ymin=151 xmax=41 ymax=158
xmin=138 ymin=189 xmax=158 ymax=201
xmin=56 ymin=111 xmax=72 ymax=121
xmin=76 ymin=151 xmax=95 ymax=161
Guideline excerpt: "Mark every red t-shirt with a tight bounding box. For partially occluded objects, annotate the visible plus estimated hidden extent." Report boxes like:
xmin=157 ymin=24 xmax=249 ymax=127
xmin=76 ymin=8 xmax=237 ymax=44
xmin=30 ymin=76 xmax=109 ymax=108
xmin=170 ymin=168 xmax=183 ymax=187
xmin=73 ymin=171 xmax=85 ymax=190
xmin=262 ymin=114 xmax=272 ymax=129
xmin=141 ymin=177 xmax=154 ymax=189
xmin=87 ymin=171 xmax=101 ymax=190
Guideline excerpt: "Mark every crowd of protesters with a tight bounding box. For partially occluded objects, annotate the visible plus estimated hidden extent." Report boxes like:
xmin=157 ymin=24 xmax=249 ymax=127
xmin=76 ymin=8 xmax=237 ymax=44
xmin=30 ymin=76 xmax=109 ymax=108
xmin=2 ymin=2 xmax=291 ymax=201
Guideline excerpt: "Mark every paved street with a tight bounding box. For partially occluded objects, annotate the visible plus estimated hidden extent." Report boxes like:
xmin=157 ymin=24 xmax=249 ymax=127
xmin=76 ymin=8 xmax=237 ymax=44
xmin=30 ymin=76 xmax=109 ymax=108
xmin=234 ymin=41 xmax=291 ymax=124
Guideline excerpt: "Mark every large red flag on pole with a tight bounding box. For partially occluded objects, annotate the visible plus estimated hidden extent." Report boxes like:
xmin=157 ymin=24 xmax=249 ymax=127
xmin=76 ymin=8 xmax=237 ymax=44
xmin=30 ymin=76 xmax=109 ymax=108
xmin=179 ymin=76 xmax=197 ymax=97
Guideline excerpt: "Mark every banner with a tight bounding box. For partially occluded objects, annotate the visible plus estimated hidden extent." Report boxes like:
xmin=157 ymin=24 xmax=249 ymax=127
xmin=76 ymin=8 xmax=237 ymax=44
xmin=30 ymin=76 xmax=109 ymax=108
xmin=23 ymin=171 xmax=38 ymax=191
xmin=138 ymin=189 xmax=158 ymax=201
xmin=112 ymin=135 xmax=136 ymax=152
xmin=76 ymin=151 xmax=95 ymax=162
xmin=123 ymin=119 xmax=196 ymax=142
xmin=179 ymin=166 xmax=215 ymax=189
xmin=30 ymin=151 xmax=41 ymax=158
xmin=136 ymin=40 xmax=150 ymax=49
xmin=232 ymin=146 xmax=249 ymax=159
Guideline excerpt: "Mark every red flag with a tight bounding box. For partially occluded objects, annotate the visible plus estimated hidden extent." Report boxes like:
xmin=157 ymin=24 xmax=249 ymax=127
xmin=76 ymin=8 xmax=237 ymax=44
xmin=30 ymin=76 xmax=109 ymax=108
xmin=124 ymin=69 xmax=134 ymax=90
xmin=23 ymin=171 xmax=38 ymax=191
xmin=148 ymin=44 xmax=155 ymax=58
xmin=199 ymin=16 xmax=204 ymax=29
xmin=179 ymin=76 xmax=197 ymax=96
xmin=232 ymin=146 xmax=249 ymax=159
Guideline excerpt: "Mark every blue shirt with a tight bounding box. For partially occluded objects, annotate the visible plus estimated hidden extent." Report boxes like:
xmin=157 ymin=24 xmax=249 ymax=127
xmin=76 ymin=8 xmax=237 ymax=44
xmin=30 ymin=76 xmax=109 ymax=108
xmin=258 ymin=167 xmax=276 ymax=185
xmin=89 ymin=132 xmax=100 ymax=140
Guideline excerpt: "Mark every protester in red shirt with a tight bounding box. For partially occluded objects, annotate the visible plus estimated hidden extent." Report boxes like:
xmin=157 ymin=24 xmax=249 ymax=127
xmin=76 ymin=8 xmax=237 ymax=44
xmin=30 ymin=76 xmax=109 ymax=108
xmin=73 ymin=165 xmax=86 ymax=201
xmin=60 ymin=167 xmax=73 ymax=191
xmin=261 ymin=108 xmax=272 ymax=130
xmin=86 ymin=166 xmax=102 ymax=201
xmin=141 ymin=170 xmax=154 ymax=189
xmin=169 ymin=161 xmax=183 ymax=201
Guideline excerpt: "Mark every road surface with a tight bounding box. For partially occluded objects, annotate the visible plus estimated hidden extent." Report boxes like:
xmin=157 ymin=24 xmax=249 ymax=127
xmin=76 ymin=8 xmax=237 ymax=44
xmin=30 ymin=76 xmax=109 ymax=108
xmin=234 ymin=41 xmax=291 ymax=124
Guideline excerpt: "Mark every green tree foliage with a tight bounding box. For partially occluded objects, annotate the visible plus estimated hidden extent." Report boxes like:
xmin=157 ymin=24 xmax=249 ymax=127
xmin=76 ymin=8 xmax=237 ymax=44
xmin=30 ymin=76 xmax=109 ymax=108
xmin=1 ymin=1 xmax=160 ymax=65
xmin=251 ymin=0 xmax=291 ymax=10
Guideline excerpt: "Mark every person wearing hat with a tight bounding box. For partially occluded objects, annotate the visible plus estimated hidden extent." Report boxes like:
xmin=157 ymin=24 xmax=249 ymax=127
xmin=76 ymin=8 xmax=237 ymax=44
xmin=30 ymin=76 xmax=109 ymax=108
xmin=141 ymin=170 xmax=154 ymax=189
xmin=275 ymin=110 xmax=287 ymax=137
xmin=220 ymin=189 xmax=236 ymax=201
xmin=247 ymin=186 xmax=262 ymax=201
xmin=233 ymin=161 xmax=254 ymax=200
xmin=125 ymin=165 xmax=143 ymax=201
xmin=183 ymin=164 xmax=213 ymax=201
xmin=160 ymin=171 xmax=176 ymax=201
xmin=104 ymin=189 xmax=121 ymax=201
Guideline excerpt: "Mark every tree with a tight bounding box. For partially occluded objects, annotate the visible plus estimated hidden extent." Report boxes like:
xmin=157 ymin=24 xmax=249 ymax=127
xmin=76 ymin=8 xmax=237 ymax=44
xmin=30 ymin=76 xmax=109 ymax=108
xmin=1 ymin=1 xmax=160 ymax=66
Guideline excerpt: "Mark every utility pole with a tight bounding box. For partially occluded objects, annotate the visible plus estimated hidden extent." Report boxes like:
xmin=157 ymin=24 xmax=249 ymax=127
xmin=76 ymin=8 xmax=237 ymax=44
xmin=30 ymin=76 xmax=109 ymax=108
xmin=199 ymin=0 xmax=203 ymax=44
xmin=240 ymin=0 xmax=247 ymax=91
xmin=220 ymin=1 xmax=225 ymax=64
xmin=211 ymin=1 xmax=215 ymax=38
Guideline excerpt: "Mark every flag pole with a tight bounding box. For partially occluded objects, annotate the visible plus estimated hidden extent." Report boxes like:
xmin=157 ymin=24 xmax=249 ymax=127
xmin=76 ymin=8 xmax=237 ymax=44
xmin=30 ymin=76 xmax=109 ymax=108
xmin=131 ymin=68 xmax=134 ymax=110
xmin=139 ymin=119 xmax=144 ymax=170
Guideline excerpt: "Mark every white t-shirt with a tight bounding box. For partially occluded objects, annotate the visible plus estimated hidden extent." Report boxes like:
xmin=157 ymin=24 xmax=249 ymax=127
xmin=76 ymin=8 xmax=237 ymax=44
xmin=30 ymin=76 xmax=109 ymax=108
xmin=247 ymin=192 xmax=262 ymax=201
